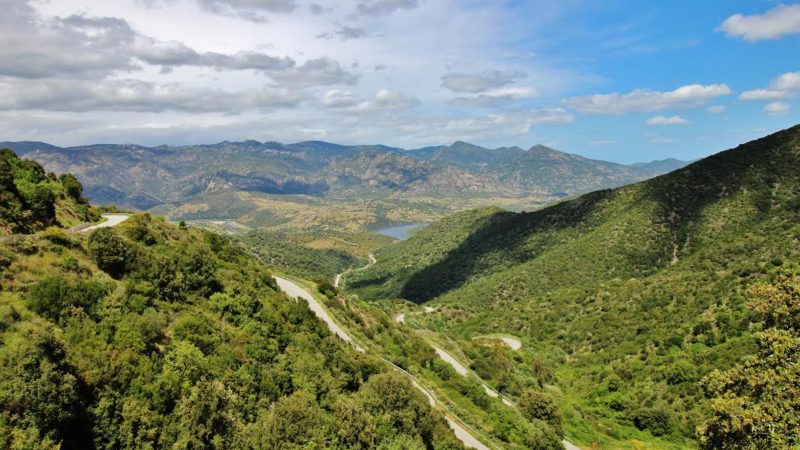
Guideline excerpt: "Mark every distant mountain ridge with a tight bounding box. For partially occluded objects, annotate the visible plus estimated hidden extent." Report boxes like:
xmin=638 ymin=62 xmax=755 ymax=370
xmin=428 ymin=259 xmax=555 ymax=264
xmin=0 ymin=139 xmax=689 ymax=231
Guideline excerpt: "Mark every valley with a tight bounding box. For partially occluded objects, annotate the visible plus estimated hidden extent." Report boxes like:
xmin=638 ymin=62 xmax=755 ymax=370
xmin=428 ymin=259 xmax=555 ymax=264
xmin=3 ymin=1 xmax=799 ymax=449
xmin=2 ymin=124 xmax=799 ymax=449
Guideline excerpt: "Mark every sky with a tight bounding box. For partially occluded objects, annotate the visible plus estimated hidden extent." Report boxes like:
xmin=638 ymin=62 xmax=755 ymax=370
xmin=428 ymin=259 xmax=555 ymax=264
xmin=1 ymin=0 xmax=799 ymax=163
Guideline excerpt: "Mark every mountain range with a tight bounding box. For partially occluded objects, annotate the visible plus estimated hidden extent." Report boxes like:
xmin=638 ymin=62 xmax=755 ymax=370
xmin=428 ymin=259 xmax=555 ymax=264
xmin=1 ymin=140 xmax=687 ymax=231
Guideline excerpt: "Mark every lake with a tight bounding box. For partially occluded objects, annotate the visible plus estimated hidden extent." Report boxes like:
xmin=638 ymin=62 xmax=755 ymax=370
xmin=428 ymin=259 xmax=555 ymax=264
xmin=374 ymin=222 xmax=429 ymax=240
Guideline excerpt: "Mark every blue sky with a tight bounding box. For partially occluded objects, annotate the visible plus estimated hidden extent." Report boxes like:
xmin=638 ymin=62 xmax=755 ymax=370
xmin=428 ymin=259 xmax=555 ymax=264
xmin=0 ymin=0 xmax=798 ymax=163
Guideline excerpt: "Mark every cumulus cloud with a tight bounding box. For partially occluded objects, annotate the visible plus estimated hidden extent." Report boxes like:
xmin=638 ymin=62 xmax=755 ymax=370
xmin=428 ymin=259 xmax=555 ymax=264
xmin=645 ymin=115 xmax=689 ymax=126
xmin=196 ymin=0 xmax=297 ymax=13
xmin=0 ymin=78 xmax=304 ymax=113
xmin=445 ymin=108 xmax=573 ymax=133
xmin=323 ymin=89 xmax=418 ymax=113
xmin=143 ymin=0 xmax=297 ymax=21
xmin=356 ymin=0 xmax=419 ymax=17
xmin=269 ymin=58 xmax=358 ymax=86
xmin=740 ymin=71 xmax=800 ymax=100
xmin=707 ymin=105 xmax=725 ymax=114
xmin=450 ymin=86 xmax=539 ymax=107
xmin=0 ymin=3 xmax=137 ymax=79
xmin=317 ymin=25 xmax=369 ymax=40
xmin=0 ymin=0 xmax=355 ymax=88
xmin=763 ymin=101 xmax=791 ymax=115
xmin=720 ymin=4 xmax=800 ymax=41
xmin=562 ymin=84 xmax=731 ymax=114
xmin=441 ymin=70 xmax=527 ymax=94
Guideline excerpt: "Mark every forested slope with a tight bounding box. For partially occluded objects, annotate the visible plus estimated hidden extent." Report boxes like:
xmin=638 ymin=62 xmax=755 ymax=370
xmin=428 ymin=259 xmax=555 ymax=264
xmin=0 ymin=149 xmax=98 ymax=234
xmin=0 ymin=203 xmax=463 ymax=447
xmin=350 ymin=124 xmax=800 ymax=446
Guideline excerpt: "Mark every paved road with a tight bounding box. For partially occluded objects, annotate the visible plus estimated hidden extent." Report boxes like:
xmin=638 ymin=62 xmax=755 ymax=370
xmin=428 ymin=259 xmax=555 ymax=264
xmin=79 ymin=214 xmax=131 ymax=233
xmin=285 ymin=256 xmax=580 ymax=449
xmin=275 ymin=276 xmax=364 ymax=353
xmin=275 ymin=275 xmax=494 ymax=449
xmin=396 ymin=305 xmax=435 ymax=324
xmin=500 ymin=337 xmax=522 ymax=351
xmin=446 ymin=417 xmax=491 ymax=450
xmin=334 ymin=253 xmax=376 ymax=288
xmin=432 ymin=345 xmax=470 ymax=376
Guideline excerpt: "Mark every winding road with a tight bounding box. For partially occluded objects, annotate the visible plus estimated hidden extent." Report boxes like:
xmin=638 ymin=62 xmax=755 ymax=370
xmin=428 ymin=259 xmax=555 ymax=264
xmin=333 ymin=253 xmax=376 ymax=288
xmin=274 ymin=274 xmax=494 ymax=450
xmin=274 ymin=276 xmax=364 ymax=353
xmin=79 ymin=213 xmax=131 ymax=233
xmin=279 ymin=250 xmax=581 ymax=449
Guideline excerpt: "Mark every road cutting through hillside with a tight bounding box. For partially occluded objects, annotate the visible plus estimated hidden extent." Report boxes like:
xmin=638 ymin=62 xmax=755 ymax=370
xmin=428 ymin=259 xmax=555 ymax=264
xmin=395 ymin=305 xmax=436 ymax=323
xmin=275 ymin=274 xmax=496 ymax=450
xmin=334 ymin=253 xmax=376 ymax=288
xmin=274 ymin=276 xmax=364 ymax=353
xmin=79 ymin=214 xmax=131 ymax=232
xmin=304 ymin=254 xmax=580 ymax=449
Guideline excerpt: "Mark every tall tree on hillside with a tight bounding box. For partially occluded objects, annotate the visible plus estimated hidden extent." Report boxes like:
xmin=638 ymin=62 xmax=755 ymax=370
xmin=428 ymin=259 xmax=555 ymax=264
xmin=698 ymin=274 xmax=800 ymax=449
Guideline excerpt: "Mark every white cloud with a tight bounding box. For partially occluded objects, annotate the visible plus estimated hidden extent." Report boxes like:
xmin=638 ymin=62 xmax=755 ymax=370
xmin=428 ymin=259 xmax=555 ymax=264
xmin=5 ymin=0 xmax=588 ymax=148
xmin=645 ymin=115 xmax=688 ymax=126
xmin=445 ymin=108 xmax=572 ymax=133
xmin=763 ymin=101 xmax=791 ymax=115
xmin=323 ymin=89 xmax=418 ymax=113
xmin=590 ymin=139 xmax=615 ymax=145
xmin=450 ymin=86 xmax=539 ymax=107
xmin=740 ymin=71 xmax=800 ymax=101
xmin=441 ymin=70 xmax=527 ymax=93
xmin=0 ymin=78 xmax=304 ymax=112
xmin=707 ymin=105 xmax=725 ymax=114
xmin=356 ymin=0 xmax=419 ymax=17
xmin=562 ymin=84 xmax=731 ymax=114
xmin=720 ymin=4 xmax=800 ymax=41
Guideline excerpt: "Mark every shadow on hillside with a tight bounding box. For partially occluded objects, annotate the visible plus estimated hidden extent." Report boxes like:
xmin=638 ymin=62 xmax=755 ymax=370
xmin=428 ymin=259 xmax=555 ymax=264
xmin=642 ymin=125 xmax=800 ymax=237
xmin=400 ymin=189 xmax=616 ymax=303
xmin=398 ymin=124 xmax=800 ymax=303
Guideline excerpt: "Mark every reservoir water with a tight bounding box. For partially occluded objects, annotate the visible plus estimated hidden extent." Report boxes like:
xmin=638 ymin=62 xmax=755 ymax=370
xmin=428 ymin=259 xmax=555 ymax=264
xmin=375 ymin=222 xmax=428 ymax=240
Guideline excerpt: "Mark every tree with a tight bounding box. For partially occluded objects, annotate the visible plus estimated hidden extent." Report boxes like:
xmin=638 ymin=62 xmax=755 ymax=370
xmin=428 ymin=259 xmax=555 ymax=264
xmin=89 ymin=228 xmax=133 ymax=278
xmin=332 ymin=396 xmax=377 ymax=449
xmin=28 ymin=276 xmax=110 ymax=321
xmin=255 ymin=391 xmax=326 ymax=450
xmin=173 ymin=380 xmax=246 ymax=450
xmin=359 ymin=372 xmax=436 ymax=445
xmin=518 ymin=390 xmax=563 ymax=437
xmin=58 ymin=174 xmax=84 ymax=203
xmin=0 ymin=325 xmax=90 ymax=449
xmin=698 ymin=275 xmax=800 ymax=449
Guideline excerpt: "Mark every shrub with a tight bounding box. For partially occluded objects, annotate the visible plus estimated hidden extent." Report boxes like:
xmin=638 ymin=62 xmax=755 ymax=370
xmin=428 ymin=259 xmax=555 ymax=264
xmin=317 ymin=278 xmax=337 ymax=299
xmin=27 ymin=276 xmax=111 ymax=321
xmin=633 ymin=407 xmax=673 ymax=436
xmin=518 ymin=389 xmax=563 ymax=436
xmin=58 ymin=174 xmax=84 ymax=203
xmin=88 ymin=228 xmax=134 ymax=278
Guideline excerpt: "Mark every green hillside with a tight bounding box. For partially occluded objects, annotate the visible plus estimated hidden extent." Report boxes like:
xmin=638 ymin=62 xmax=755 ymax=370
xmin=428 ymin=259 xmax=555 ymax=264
xmin=0 ymin=149 xmax=98 ymax=234
xmin=349 ymin=124 xmax=800 ymax=447
xmin=0 ymin=217 xmax=463 ymax=446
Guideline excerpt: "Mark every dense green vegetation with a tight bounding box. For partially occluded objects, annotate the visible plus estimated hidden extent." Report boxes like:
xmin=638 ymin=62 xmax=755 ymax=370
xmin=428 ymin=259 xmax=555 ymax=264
xmin=0 ymin=148 xmax=97 ymax=234
xmin=0 ymin=206 xmax=467 ymax=448
xmin=699 ymin=274 xmax=800 ymax=449
xmin=239 ymin=231 xmax=360 ymax=279
xmin=299 ymin=280 xmax=567 ymax=449
xmin=350 ymin=124 xmax=800 ymax=448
